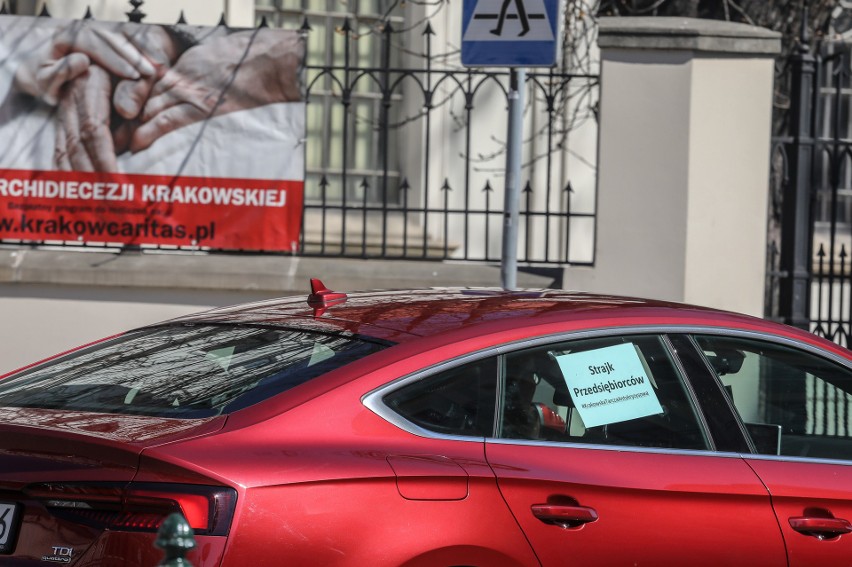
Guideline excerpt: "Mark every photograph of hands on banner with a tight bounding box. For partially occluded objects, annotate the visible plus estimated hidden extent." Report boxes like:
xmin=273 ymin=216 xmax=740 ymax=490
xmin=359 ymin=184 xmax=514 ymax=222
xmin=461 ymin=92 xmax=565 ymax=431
xmin=0 ymin=16 xmax=306 ymax=251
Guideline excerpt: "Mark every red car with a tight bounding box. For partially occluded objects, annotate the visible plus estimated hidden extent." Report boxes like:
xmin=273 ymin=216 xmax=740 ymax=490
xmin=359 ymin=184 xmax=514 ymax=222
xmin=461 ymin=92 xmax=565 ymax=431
xmin=1 ymin=280 xmax=852 ymax=566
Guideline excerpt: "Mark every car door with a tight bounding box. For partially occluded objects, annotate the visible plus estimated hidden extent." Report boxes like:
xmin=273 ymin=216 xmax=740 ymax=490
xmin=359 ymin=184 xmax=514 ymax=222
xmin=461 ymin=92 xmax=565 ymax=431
xmin=691 ymin=333 xmax=852 ymax=567
xmin=485 ymin=332 xmax=788 ymax=567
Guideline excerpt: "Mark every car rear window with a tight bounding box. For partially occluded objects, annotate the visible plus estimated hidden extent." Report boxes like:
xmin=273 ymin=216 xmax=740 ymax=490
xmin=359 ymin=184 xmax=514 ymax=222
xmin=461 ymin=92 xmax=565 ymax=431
xmin=0 ymin=324 xmax=387 ymax=418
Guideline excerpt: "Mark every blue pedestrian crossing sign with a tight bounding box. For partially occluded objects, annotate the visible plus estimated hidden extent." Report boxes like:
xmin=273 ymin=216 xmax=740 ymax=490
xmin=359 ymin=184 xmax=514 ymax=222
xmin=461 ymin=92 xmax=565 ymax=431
xmin=462 ymin=0 xmax=560 ymax=67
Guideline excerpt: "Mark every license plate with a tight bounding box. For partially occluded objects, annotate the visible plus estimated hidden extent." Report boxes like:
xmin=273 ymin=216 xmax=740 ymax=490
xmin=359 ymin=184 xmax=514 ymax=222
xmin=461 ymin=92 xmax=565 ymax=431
xmin=0 ymin=502 xmax=20 ymax=554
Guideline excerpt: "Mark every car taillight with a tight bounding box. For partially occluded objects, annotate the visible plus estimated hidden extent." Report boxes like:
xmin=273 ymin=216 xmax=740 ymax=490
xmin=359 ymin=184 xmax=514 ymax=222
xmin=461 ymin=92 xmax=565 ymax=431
xmin=25 ymin=482 xmax=237 ymax=536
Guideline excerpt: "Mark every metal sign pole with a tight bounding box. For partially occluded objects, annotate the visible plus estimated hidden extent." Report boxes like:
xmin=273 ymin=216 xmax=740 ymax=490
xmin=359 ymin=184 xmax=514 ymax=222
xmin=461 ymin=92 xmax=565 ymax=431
xmin=461 ymin=0 xmax=557 ymax=289
xmin=501 ymin=67 xmax=525 ymax=290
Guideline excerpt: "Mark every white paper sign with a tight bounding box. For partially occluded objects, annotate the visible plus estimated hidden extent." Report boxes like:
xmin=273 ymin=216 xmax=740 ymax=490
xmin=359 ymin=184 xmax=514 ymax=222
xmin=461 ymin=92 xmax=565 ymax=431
xmin=556 ymin=343 xmax=663 ymax=428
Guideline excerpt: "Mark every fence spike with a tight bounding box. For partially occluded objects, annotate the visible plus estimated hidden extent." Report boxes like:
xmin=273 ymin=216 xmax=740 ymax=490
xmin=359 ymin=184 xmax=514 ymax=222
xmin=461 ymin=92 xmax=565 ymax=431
xmin=441 ymin=179 xmax=452 ymax=192
xmin=399 ymin=178 xmax=410 ymax=191
xmin=83 ymin=6 xmax=94 ymax=20
xmin=126 ymin=0 xmax=144 ymax=23
xmin=340 ymin=17 xmax=352 ymax=34
xmin=563 ymin=181 xmax=574 ymax=193
xmin=817 ymin=243 xmax=827 ymax=258
xmin=798 ymin=1 xmax=811 ymax=53
xmin=483 ymin=180 xmax=493 ymax=193
xmin=383 ymin=19 xmax=394 ymax=34
xmin=38 ymin=3 xmax=50 ymax=17
xmin=523 ymin=180 xmax=532 ymax=194
xmin=422 ymin=21 xmax=435 ymax=36
xmin=299 ymin=17 xmax=311 ymax=32
xmin=841 ymin=244 xmax=848 ymax=259
xmin=176 ymin=10 xmax=187 ymax=24
xmin=545 ymin=94 xmax=556 ymax=112
xmin=319 ymin=175 xmax=329 ymax=188
xmin=360 ymin=177 xmax=370 ymax=190
xmin=463 ymin=91 xmax=474 ymax=111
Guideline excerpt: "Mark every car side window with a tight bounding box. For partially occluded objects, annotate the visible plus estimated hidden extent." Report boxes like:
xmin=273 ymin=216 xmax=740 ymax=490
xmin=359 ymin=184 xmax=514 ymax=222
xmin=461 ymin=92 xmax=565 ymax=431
xmin=384 ymin=357 xmax=497 ymax=437
xmin=498 ymin=335 xmax=709 ymax=450
xmin=694 ymin=335 xmax=852 ymax=460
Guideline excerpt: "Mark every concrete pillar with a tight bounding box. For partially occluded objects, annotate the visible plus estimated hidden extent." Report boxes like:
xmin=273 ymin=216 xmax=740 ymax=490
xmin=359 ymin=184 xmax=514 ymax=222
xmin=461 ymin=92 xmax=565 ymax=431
xmin=564 ymin=17 xmax=781 ymax=317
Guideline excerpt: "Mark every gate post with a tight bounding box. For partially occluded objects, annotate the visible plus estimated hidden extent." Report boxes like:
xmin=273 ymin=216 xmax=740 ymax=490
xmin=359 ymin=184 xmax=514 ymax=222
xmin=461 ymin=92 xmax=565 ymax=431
xmin=778 ymin=18 xmax=816 ymax=330
xmin=568 ymin=17 xmax=781 ymax=316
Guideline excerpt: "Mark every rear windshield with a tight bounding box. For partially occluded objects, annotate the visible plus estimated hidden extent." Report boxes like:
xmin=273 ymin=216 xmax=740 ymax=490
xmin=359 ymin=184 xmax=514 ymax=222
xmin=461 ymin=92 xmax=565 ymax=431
xmin=0 ymin=325 xmax=387 ymax=418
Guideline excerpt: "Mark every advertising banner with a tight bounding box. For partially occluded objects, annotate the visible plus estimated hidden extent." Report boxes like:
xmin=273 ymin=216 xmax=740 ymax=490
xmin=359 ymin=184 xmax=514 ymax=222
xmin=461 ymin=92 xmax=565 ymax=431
xmin=0 ymin=16 xmax=305 ymax=251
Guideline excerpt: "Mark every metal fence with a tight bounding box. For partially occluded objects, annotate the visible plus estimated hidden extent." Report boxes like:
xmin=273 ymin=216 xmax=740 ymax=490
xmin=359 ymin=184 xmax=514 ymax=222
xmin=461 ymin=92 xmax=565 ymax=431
xmin=299 ymin=19 xmax=597 ymax=264
xmin=768 ymin=30 xmax=852 ymax=348
xmin=0 ymin=1 xmax=599 ymax=266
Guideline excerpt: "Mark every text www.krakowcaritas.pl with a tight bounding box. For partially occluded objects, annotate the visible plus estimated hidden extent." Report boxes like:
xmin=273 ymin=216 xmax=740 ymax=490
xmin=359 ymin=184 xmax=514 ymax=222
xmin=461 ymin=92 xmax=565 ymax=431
xmin=0 ymin=215 xmax=216 ymax=243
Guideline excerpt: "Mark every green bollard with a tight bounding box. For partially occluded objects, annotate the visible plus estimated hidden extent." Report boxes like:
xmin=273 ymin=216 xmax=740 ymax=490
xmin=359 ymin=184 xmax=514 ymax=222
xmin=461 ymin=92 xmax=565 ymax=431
xmin=155 ymin=513 xmax=196 ymax=567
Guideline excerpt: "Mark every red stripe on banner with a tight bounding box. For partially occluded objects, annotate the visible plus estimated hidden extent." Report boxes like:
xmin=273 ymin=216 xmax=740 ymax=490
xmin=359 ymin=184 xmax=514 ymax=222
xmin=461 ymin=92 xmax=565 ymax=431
xmin=0 ymin=169 xmax=304 ymax=251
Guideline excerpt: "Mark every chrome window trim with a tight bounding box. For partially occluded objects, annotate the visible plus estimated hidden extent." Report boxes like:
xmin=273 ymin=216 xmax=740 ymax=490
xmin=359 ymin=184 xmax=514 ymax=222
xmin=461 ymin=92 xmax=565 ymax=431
xmin=362 ymin=324 xmax=852 ymax=454
xmin=486 ymin=437 xmax=747 ymax=459
xmin=742 ymin=452 xmax=852 ymax=467
xmin=686 ymin=328 xmax=852 ymax=369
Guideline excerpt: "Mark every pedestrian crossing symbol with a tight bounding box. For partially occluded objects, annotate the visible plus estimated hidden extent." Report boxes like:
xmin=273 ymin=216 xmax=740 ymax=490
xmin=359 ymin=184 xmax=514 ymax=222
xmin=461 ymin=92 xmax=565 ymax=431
xmin=462 ymin=0 xmax=560 ymax=67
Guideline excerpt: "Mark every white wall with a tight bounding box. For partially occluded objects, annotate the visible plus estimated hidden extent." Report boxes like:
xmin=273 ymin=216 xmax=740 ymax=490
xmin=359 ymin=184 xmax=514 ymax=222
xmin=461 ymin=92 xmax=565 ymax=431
xmin=565 ymin=18 xmax=780 ymax=317
xmin=567 ymin=49 xmax=693 ymax=302
xmin=0 ymin=283 xmax=274 ymax=375
xmin=685 ymin=56 xmax=776 ymax=314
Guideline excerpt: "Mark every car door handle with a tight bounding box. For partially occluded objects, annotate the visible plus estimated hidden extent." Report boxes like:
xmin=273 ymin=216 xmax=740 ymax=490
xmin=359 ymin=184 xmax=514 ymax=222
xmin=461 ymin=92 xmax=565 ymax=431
xmin=789 ymin=516 xmax=852 ymax=539
xmin=531 ymin=504 xmax=598 ymax=528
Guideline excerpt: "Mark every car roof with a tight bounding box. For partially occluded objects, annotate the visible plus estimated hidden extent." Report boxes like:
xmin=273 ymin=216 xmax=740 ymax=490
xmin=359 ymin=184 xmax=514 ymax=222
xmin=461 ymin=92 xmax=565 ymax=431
xmin=162 ymin=287 xmax=816 ymax=348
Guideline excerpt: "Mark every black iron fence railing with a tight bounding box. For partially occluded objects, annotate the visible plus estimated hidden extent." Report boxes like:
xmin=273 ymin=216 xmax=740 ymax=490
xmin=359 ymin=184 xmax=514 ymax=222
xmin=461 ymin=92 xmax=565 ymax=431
xmin=768 ymin=31 xmax=852 ymax=348
xmin=810 ymin=242 xmax=852 ymax=347
xmin=300 ymin=29 xmax=598 ymax=263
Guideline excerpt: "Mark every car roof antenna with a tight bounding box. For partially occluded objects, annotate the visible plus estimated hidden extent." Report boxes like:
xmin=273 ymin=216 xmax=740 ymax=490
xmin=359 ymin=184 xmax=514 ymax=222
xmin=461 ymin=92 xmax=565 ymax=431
xmin=307 ymin=278 xmax=348 ymax=316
